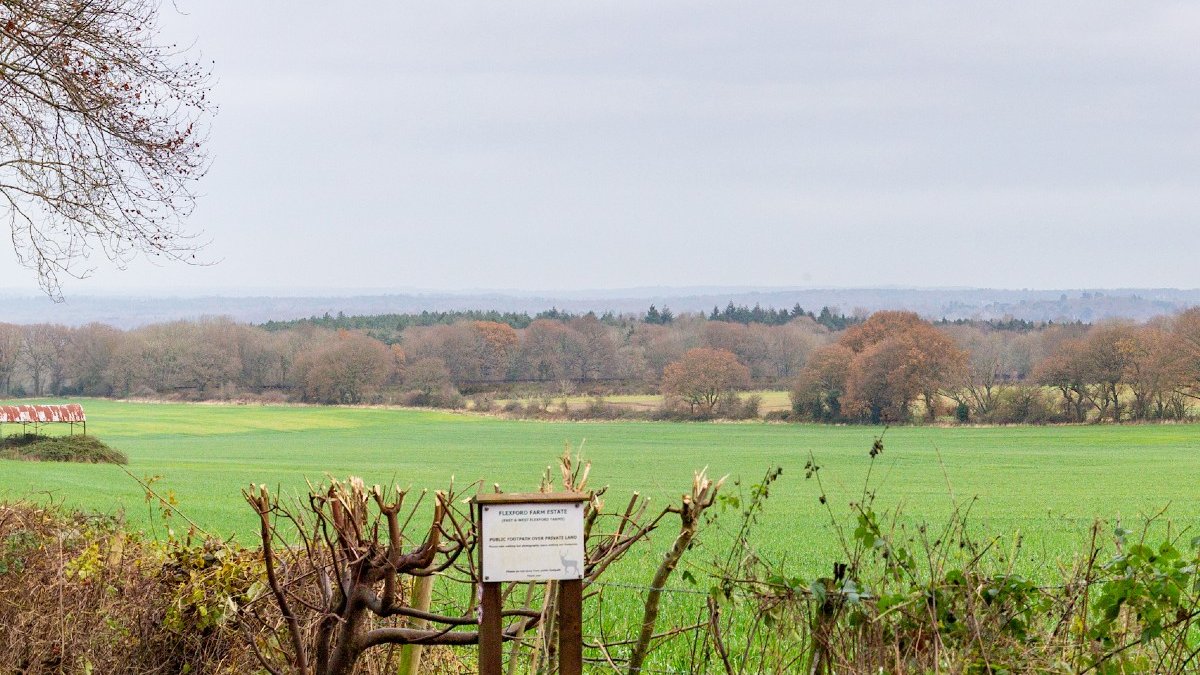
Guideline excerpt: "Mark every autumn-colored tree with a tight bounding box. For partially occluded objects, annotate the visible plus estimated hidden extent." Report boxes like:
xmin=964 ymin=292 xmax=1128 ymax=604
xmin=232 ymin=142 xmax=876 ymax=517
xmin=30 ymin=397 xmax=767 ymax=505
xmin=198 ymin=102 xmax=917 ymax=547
xmin=296 ymin=331 xmax=396 ymax=404
xmin=1 ymin=0 xmax=212 ymax=297
xmin=402 ymin=324 xmax=476 ymax=382
xmin=702 ymin=321 xmax=750 ymax=356
xmin=845 ymin=338 xmax=921 ymax=423
xmin=471 ymin=321 xmax=517 ymax=380
xmin=403 ymin=321 xmax=517 ymax=384
xmin=830 ymin=311 xmax=966 ymax=423
xmin=387 ymin=343 xmax=406 ymax=386
xmin=703 ymin=321 xmax=776 ymax=378
xmin=1172 ymin=308 xmax=1200 ymax=401
xmin=838 ymin=310 xmax=929 ymax=353
xmin=661 ymin=347 xmax=750 ymax=413
xmin=789 ymin=343 xmax=853 ymax=421
xmin=514 ymin=319 xmax=585 ymax=382
xmin=1123 ymin=324 xmax=1190 ymax=420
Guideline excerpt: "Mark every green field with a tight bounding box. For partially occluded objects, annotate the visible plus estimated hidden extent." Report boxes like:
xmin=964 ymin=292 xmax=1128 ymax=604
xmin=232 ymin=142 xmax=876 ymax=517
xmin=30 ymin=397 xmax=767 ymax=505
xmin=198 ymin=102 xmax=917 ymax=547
xmin=494 ymin=389 xmax=795 ymax=414
xmin=2 ymin=399 xmax=1199 ymax=580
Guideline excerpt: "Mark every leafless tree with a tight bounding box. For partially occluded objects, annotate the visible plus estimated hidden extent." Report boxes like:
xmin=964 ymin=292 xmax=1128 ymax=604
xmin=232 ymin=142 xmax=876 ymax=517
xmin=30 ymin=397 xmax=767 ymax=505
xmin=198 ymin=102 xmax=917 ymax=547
xmin=514 ymin=320 xmax=583 ymax=382
xmin=1173 ymin=308 xmax=1200 ymax=402
xmin=628 ymin=322 xmax=688 ymax=383
xmin=19 ymin=323 xmax=64 ymax=395
xmin=1123 ymin=323 xmax=1190 ymax=420
xmin=760 ymin=320 xmax=823 ymax=379
xmin=0 ymin=0 xmax=212 ymax=297
xmin=232 ymin=323 xmax=280 ymax=391
xmin=568 ymin=314 xmax=618 ymax=382
xmin=242 ymin=452 xmax=702 ymax=675
xmin=402 ymin=356 xmax=453 ymax=401
xmin=0 ymin=322 xmax=22 ymax=394
xmin=67 ymin=321 xmax=121 ymax=395
xmin=1081 ymin=321 xmax=1138 ymax=422
xmin=1033 ymin=329 xmax=1092 ymax=422
xmin=403 ymin=323 xmax=482 ymax=383
xmin=942 ymin=325 xmax=1032 ymax=418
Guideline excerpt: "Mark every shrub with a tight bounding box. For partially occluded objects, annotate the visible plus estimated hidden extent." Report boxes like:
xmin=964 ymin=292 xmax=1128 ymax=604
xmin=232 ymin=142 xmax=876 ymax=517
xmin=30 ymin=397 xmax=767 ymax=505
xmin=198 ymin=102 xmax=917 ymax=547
xmin=700 ymin=448 xmax=1200 ymax=674
xmin=986 ymin=387 xmax=1061 ymax=424
xmin=517 ymin=395 xmax=558 ymax=417
xmin=0 ymin=500 xmax=461 ymax=674
xmin=399 ymin=389 xmax=464 ymax=409
xmin=740 ymin=393 xmax=763 ymax=419
xmin=566 ymin=396 xmax=630 ymax=420
xmin=713 ymin=392 xmax=742 ymax=418
xmin=955 ymin=400 xmax=971 ymax=422
xmin=255 ymin=389 xmax=289 ymax=404
xmin=0 ymin=502 xmax=257 ymax=672
xmin=0 ymin=434 xmax=127 ymax=464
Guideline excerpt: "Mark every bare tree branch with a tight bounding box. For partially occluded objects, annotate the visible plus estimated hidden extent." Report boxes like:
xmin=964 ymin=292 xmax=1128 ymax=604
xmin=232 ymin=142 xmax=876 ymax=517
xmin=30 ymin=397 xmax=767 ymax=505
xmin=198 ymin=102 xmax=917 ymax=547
xmin=0 ymin=0 xmax=213 ymax=298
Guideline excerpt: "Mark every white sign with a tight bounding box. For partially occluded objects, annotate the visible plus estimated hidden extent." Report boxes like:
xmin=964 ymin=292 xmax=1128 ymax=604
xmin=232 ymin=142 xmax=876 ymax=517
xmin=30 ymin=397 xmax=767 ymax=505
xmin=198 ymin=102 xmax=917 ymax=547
xmin=481 ymin=501 xmax=586 ymax=582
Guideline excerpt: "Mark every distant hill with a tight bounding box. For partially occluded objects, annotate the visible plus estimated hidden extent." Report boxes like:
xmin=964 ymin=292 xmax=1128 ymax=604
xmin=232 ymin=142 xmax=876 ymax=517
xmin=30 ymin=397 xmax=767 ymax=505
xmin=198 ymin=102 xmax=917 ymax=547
xmin=0 ymin=287 xmax=1197 ymax=328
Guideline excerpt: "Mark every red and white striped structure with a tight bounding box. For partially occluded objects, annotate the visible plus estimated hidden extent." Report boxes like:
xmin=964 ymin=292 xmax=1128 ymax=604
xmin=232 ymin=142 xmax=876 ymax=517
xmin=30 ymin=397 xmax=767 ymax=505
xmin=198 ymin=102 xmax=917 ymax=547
xmin=0 ymin=404 xmax=87 ymax=434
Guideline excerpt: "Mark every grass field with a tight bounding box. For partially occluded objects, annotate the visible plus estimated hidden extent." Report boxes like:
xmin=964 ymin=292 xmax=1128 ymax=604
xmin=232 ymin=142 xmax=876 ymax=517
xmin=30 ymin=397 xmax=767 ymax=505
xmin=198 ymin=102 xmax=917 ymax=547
xmin=493 ymin=389 xmax=794 ymax=413
xmin=5 ymin=399 xmax=1200 ymax=671
xmin=2 ymin=399 xmax=1199 ymax=581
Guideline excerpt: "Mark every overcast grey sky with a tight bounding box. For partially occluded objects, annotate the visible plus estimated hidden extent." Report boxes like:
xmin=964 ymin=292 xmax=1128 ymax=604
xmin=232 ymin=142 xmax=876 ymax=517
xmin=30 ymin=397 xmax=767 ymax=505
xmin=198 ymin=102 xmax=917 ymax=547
xmin=4 ymin=1 xmax=1198 ymax=294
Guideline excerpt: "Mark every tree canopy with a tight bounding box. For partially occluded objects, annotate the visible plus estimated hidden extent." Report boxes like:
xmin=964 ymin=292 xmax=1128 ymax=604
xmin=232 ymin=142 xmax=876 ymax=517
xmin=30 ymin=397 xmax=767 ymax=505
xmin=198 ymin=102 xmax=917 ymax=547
xmin=661 ymin=347 xmax=750 ymax=413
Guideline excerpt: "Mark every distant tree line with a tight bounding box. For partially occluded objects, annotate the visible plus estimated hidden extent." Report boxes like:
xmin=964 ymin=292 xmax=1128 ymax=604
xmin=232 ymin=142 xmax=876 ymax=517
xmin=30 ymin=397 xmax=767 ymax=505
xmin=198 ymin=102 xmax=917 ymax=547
xmin=790 ymin=310 xmax=1200 ymax=424
xmin=707 ymin=302 xmax=860 ymax=330
xmin=1 ymin=304 xmax=1198 ymax=423
xmin=259 ymin=307 xmax=624 ymax=344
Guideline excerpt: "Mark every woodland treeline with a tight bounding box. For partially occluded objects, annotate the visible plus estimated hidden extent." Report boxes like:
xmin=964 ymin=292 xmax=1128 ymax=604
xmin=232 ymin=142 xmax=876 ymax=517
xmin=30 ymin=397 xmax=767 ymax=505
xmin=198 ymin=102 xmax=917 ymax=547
xmin=1 ymin=304 xmax=1198 ymax=424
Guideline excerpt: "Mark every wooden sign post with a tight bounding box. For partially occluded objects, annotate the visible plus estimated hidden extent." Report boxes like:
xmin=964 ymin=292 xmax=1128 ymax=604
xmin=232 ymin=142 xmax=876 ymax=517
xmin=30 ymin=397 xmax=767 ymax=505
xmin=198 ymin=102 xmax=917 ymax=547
xmin=473 ymin=492 xmax=589 ymax=675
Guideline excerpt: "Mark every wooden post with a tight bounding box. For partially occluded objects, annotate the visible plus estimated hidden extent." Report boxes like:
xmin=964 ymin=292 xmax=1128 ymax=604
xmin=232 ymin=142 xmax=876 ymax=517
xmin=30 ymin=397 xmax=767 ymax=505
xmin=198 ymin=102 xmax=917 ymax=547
xmin=558 ymin=578 xmax=582 ymax=675
xmin=398 ymin=573 xmax=436 ymax=675
xmin=474 ymin=492 xmax=588 ymax=675
xmin=479 ymin=581 xmax=503 ymax=675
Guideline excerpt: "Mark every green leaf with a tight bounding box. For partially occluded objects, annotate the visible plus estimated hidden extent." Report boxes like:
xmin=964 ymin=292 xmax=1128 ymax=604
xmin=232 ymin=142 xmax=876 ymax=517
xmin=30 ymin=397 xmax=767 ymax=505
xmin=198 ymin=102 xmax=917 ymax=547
xmin=810 ymin=580 xmax=827 ymax=605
